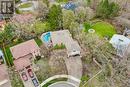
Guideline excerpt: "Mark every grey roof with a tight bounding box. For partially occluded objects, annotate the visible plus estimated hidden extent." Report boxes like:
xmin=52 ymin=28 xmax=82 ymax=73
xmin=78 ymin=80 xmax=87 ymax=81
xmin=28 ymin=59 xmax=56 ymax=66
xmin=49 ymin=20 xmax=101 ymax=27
xmin=51 ymin=30 xmax=81 ymax=54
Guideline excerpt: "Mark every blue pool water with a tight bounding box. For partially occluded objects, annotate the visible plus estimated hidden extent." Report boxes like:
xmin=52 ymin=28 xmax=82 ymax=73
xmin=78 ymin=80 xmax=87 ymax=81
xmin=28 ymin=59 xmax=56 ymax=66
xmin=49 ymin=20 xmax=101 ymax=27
xmin=42 ymin=32 xmax=51 ymax=43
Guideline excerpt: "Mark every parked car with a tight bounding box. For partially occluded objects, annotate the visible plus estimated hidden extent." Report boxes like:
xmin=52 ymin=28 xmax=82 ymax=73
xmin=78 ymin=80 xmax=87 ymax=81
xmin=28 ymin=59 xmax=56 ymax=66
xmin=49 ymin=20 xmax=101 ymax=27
xmin=21 ymin=72 xmax=28 ymax=81
xmin=32 ymin=78 xmax=39 ymax=87
xmin=27 ymin=69 xmax=34 ymax=78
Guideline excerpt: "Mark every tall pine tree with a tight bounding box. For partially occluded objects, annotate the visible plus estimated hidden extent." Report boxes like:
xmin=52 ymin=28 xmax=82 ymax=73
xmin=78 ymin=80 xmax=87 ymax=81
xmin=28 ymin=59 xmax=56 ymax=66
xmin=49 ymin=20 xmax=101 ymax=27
xmin=47 ymin=5 xmax=62 ymax=30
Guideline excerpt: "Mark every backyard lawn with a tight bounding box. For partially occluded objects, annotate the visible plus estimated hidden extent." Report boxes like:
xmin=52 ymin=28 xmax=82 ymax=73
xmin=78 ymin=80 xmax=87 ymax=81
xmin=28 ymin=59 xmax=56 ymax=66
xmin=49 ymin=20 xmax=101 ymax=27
xmin=84 ymin=21 xmax=116 ymax=38
xmin=19 ymin=3 xmax=33 ymax=8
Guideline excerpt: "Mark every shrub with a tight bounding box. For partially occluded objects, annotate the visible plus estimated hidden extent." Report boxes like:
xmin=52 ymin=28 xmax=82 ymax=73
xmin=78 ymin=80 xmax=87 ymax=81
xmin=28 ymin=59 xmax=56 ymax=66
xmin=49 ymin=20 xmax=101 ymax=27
xmin=53 ymin=43 xmax=66 ymax=50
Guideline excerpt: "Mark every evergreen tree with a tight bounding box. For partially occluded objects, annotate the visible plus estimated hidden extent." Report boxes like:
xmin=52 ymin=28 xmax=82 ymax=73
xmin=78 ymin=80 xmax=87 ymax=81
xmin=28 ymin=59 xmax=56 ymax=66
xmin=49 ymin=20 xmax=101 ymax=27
xmin=47 ymin=5 xmax=62 ymax=30
xmin=96 ymin=0 xmax=120 ymax=19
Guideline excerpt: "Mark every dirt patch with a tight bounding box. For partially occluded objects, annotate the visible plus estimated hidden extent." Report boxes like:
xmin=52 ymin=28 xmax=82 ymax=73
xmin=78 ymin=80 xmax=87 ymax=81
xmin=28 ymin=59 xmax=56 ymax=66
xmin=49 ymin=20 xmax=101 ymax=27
xmin=49 ymin=50 xmax=68 ymax=75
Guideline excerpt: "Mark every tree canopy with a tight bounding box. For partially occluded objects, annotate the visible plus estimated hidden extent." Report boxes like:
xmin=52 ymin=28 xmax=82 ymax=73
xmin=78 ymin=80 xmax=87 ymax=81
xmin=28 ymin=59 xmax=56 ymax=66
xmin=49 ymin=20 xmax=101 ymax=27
xmin=47 ymin=5 xmax=62 ymax=30
xmin=96 ymin=0 xmax=120 ymax=19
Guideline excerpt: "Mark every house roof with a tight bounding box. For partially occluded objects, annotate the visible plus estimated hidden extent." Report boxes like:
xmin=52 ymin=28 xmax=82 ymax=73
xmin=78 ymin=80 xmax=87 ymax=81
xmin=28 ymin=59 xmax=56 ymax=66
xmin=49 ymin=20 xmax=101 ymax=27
xmin=110 ymin=34 xmax=130 ymax=49
xmin=51 ymin=30 xmax=72 ymax=46
xmin=51 ymin=30 xmax=81 ymax=53
xmin=12 ymin=14 xmax=34 ymax=24
xmin=14 ymin=54 xmax=32 ymax=71
xmin=110 ymin=34 xmax=130 ymax=57
xmin=10 ymin=39 xmax=39 ymax=59
xmin=66 ymin=41 xmax=81 ymax=53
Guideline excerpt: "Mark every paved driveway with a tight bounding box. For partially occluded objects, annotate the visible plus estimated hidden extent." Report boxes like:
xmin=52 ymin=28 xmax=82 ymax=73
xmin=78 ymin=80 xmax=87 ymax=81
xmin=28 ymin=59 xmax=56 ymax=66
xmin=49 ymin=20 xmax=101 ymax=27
xmin=64 ymin=56 xmax=82 ymax=87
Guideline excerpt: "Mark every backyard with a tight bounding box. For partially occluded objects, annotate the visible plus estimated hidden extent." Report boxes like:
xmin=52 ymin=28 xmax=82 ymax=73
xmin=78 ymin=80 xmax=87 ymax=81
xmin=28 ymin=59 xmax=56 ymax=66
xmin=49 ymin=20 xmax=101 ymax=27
xmin=84 ymin=21 xmax=116 ymax=38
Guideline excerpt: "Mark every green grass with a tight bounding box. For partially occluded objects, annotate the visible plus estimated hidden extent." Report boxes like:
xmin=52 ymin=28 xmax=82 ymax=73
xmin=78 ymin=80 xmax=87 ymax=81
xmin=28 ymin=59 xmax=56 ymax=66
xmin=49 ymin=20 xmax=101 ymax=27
xmin=53 ymin=43 xmax=66 ymax=50
xmin=35 ymin=38 xmax=43 ymax=46
xmin=84 ymin=21 xmax=116 ymax=38
xmin=19 ymin=3 xmax=32 ymax=8
xmin=56 ymin=0 xmax=68 ymax=3
xmin=43 ymin=78 xmax=67 ymax=87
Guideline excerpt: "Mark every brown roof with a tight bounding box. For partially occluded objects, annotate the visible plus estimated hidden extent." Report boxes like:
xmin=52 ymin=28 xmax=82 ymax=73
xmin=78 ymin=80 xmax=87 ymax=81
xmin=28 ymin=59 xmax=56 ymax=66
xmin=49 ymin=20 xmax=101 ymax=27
xmin=10 ymin=39 xmax=39 ymax=59
xmin=12 ymin=14 xmax=34 ymax=24
xmin=14 ymin=54 xmax=32 ymax=71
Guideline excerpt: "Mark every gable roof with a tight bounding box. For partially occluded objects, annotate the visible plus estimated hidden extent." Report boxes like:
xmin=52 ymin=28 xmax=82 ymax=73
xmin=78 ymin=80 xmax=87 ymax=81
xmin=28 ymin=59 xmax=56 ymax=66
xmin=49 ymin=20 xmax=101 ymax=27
xmin=10 ymin=39 xmax=39 ymax=59
xmin=14 ymin=54 xmax=32 ymax=71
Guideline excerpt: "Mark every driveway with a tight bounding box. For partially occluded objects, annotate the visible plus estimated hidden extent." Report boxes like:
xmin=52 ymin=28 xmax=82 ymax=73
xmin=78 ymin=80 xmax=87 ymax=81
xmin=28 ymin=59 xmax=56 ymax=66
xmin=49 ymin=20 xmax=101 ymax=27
xmin=0 ymin=64 xmax=11 ymax=87
xmin=64 ymin=56 xmax=82 ymax=87
xmin=19 ymin=67 xmax=39 ymax=87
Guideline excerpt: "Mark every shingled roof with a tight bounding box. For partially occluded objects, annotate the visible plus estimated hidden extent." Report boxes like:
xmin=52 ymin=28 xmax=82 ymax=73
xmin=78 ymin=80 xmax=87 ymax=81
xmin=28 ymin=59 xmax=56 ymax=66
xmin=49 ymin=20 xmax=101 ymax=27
xmin=10 ymin=39 xmax=40 ymax=59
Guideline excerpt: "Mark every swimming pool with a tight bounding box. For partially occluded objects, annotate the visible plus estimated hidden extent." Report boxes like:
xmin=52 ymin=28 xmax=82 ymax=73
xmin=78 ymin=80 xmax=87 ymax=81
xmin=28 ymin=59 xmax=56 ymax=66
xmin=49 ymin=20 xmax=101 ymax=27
xmin=42 ymin=32 xmax=51 ymax=43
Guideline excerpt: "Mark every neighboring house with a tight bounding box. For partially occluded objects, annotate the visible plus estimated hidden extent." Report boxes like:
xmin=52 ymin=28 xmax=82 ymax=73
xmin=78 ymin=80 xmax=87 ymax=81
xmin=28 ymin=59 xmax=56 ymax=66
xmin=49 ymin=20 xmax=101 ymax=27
xmin=10 ymin=39 xmax=40 ymax=87
xmin=10 ymin=39 xmax=40 ymax=71
xmin=0 ymin=50 xmax=11 ymax=87
xmin=110 ymin=34 xmax=130 ymax=57
xmin=12 ymin=14 xmax=34 ymax=24
xmin=41 ymin=30 xmax=81 ymax=57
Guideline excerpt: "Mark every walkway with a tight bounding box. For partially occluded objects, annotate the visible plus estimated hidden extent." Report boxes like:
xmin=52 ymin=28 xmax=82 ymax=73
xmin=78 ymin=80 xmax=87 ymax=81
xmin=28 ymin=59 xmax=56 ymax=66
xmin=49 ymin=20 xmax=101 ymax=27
xmin=65 ymin=56 xmax=83 ymax=87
